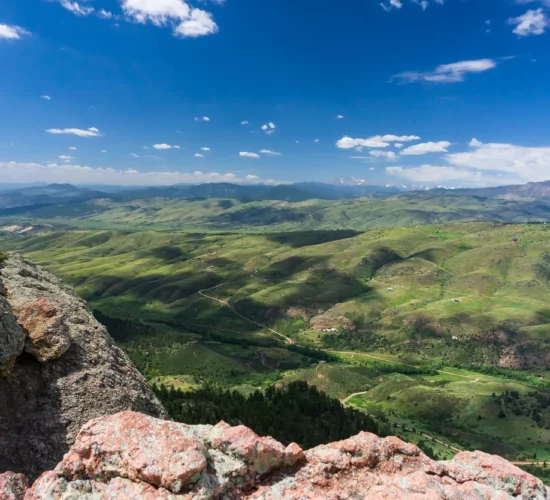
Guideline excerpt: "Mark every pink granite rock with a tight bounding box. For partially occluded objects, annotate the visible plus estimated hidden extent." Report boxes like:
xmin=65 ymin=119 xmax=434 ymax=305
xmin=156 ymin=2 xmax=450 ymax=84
xmin=11 ymin=298 xmax=71 ymax=363
xmin=0 ymin=472 xmax=28 ymax=500
xmin=25 ymin=411 xmax=550 ymax=500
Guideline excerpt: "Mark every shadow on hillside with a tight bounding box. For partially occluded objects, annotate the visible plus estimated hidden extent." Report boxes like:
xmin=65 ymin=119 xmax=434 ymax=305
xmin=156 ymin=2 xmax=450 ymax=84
xmin=351 ymin=246 xmax=404 ymax=279
xmin=266 ymin=230 xmax=362 ymax=248
xmin=210 ymin=206 xmax=307 ymax=227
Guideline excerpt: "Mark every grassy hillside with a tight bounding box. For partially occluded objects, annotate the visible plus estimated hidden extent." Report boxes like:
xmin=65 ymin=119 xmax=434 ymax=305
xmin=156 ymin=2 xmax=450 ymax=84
xmin=2 ymin=222 xmax=550 ymax=370
xmin=3 ymin=222 xmax=550 ymax=463
xmin=4 ymin=190 xmax=550 ymax=233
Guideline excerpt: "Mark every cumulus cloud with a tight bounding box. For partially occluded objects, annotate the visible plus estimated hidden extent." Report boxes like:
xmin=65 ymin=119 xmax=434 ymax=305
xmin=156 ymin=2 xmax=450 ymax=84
xmin=239 ymin=152 xmax=260 ymax=158
xmin=446 ymin=139 xmax=550 ymax=182
xmin=201 ymin=147 xmax=210 ymax=151
xmin=194 ymin=153 xmax=204 ymax=157
xmin=195 ymin=116 xmax=210 ymax=121
xmin=509 ymin=8 xmax=548 ymax=36
xmin=381 ymin=0 xmax=444 ymax=11
xmin=394 ymin=143 xmax=403 ymax=148
xmin=130 ymin=153 xmax=140 ymax=158
xmin=0 ymin=161 xmax=275 ymax=186
xmin=0 ymin=24 xmax=31 ymax=40
xmin=386 ymin=138 xmax=550 ymax=186
xmin=392 ymin=59 xmax=497 ymax=84
xmin=401 ymin=141 xmax=451 ymax=155
xmin=153 ymin=143 xmax=180 ymax=150
xmin=46 ymin=127 xmax=102 ymax=138
xmin=386 ymin=165 xmax=505 ymax=185
xmin=260 ymin=149 xmax=282 ymax=156
xmin=58 ymin=0 xmax=95 ymax=16
xmin=314 ymin=139 xmax=320 ymax=143
xmin=98 ymin=9 xmax=114 ymax=19
xmin=380 ymin=0 xmax=403 ymax=12
xmin=370 ymin=150 xmax=398 ymax=160
xmin=336 ymin=134 xmax=420 ymax=150
xmin=261 ymin=122 xmax=276 ymax=134
xmin=101 ymin=150 xmax=107 ymax=153
xmin=41 ymin=95 xmax=51 ymax=101
xmin=336 ymin=114 xmax=344 ymax=119
xmin=241 ymin=120 xmax=249 ymax=125
xmin=68 ymin=147 xmax=77 ymax=150
xmin=121 ymin=0 xmax=218 ymax=37
xmin=58 ymin=155 xmax=74 ymax=160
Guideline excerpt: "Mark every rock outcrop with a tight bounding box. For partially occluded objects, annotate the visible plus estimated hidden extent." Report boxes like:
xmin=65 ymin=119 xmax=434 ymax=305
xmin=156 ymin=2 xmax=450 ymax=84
xmin=0 ymin=254 xmax=167 ymax=480
xmin=12 ymin=411 xmax=549 ymax=499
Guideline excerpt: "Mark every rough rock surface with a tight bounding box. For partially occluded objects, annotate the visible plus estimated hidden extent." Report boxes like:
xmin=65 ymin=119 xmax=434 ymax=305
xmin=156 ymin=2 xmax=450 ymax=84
xmin=20 ymin=411 xmax=550 ymax=500
xmin=0 ymin=254 xmax=167 ymax=480
xmin=0 ymin=294 xmax=25 ymax=376
xmin=0 ymin=472 xmax=28 ymax=500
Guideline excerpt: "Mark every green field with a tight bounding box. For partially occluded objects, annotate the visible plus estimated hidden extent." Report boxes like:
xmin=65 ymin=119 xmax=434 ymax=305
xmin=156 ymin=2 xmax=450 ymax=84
xmin=2 ymin=221 xmax=550 ymax=463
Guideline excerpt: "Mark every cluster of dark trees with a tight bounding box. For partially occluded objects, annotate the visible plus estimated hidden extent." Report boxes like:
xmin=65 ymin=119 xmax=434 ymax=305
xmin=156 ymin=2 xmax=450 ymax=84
xmin=496 ymin=390 xmax=550 ymax=428
xmin=153 ymin=380 xmax=379 ymax=449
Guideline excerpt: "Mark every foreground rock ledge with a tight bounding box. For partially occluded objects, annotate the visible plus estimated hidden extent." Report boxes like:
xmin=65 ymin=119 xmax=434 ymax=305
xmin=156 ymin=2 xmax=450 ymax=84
xmin=4 ymin=410 xmax=548 ymax=500
xmin=0 ymin=254 xmax=167 ymax=479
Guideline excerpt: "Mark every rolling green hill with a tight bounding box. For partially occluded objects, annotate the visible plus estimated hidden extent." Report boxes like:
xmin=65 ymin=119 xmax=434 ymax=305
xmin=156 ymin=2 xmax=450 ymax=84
xmin=2 ymin=222 xmax=550 ymax=369
xmin=4 ymin=190 xmax=550 ymax=233
xmin=3 ymin=222 xmax=550 ymax=463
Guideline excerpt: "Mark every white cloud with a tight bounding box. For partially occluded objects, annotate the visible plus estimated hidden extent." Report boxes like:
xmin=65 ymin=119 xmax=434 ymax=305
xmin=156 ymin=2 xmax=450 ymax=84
xmin=41 ymin=95 xmax=51 ymax=101
xmin=370 ymin=150 xmax=398 ymax=160
xmin=446 ymin=140 xmax=550 ymax=182
xmin=0 ymin=161 xmax=275 ymax=186
xmin=46 ymin=127 xmax=102 ymax=138
xmin=394 ymin=143 xmax=403 ymax=148
xmin=381 ymin=0 xmax=445 ymax=11
xmin=101 ymin=150 xmax=107 ymax=153
xmin=401 ymin=141 xmax=451 ymax=155
xmin=153 ymin=143 xmax=180 ymax=150
xmin=386 ymin=165 xmax=505 ymax=185
xmin=98 ymin=9 xmax=114 ymax=19
xmin=0 ymin=24 xmax=31 ymax=40
xmin=336 ymin=114 xmax=344 ymax=119
xmin=121 ymin=0 xmax=218 ymax=37
xmin=68 ymin=147 xmax=77 ymax=150
xmin=195 ymin=116 xmax=210 ymax=121
xmin=261 ymin=122 xmax=276 ymax=134
xmin=380 ymin=0 xmax=403 ymax=11
xmin=313 ymin=139 xmax=319 ymax=143
xmin=58 ymin=0 xmax=95 ymax=16
xmin=58 ymin=155 xmax=74 ymax=160
xmin=239 ymin=152 xmax=260 ymax=158
xmin=336 ymin=134 xmax=420 ymax=151
xmin=130 ymin=153 xmax=140 ymax=158
xmin=260 ymin=149 xmax=282 ymax=156
xmin=241 ymin=121 xmax=249 ymax=125
xmin=392 ymin=59 xmax=497 ymax=84
xmin=509 ymin=9 xmax=548 ymax=36
xmin=387 ymin=138 xmax=550 ymax=186
xmin=194 ymin=153 xmax=204 ymax=158
xmin=201 ymin=147 xmax=210 ymax=151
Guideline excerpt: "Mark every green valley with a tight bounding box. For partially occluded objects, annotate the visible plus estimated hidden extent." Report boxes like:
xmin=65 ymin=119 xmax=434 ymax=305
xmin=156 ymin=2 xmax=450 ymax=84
xmin=2 ymin=222 xmax=550 ymax=465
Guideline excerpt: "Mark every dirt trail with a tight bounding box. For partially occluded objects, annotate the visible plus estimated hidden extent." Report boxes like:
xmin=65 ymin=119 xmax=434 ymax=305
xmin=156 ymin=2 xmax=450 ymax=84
xmin=197 ymin=289 xmax=548 ymax=467
xmin=198 ymin=288 xmax=294 ymax=344
xmin=327 ymin=349 xmax=493 ymax=382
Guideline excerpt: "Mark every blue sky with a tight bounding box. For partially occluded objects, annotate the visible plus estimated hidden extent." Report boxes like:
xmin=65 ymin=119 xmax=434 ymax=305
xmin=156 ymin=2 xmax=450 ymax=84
xmin=1 ymin=0 xmax=550 ymax=187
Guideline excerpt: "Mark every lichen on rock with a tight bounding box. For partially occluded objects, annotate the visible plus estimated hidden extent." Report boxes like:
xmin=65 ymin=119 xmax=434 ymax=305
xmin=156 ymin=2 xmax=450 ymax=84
xmin=18 ymin=410 xmax=550 ymax=500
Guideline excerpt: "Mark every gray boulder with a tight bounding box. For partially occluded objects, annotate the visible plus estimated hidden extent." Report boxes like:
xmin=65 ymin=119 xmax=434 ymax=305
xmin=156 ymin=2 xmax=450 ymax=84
xmin=0 ymin=254 xmax=167 ymax=479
